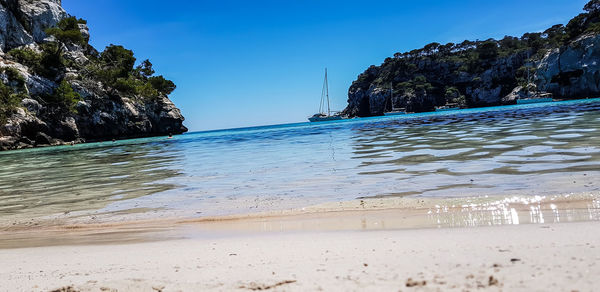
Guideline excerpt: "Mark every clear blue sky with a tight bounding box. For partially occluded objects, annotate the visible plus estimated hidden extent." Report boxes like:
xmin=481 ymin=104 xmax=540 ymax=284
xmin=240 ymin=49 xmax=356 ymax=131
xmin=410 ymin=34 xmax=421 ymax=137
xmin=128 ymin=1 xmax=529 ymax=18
xmin=62 ymin=0 xmax=588 ymax=132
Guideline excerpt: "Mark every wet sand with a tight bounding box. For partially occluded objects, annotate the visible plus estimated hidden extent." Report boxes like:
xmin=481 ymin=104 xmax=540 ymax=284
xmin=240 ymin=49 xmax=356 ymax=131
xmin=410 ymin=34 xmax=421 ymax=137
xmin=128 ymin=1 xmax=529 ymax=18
xmin=1 ymin=221 xmax=599 ymax=291
xmin=0 ymin=194 xmax=599 ymax=291
xmin=1 ymin=193 xmax=599 ymax=248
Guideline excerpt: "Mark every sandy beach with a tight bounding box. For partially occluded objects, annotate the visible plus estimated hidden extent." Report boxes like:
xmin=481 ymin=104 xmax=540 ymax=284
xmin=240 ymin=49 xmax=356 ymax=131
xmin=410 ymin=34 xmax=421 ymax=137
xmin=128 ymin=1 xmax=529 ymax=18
xmin=0 ymin=194 xmax=599 ymax=292
xmin=1 ymin=221 xmax=598 ymax=292
xmin=4 ymin=1 xmax=600 ymax=291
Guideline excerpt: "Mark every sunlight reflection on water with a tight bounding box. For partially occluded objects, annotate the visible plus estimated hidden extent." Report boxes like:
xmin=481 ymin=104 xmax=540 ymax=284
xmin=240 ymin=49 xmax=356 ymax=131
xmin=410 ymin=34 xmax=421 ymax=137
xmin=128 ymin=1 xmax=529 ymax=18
xmin=1 ymin=99 xmax=600 ymax=223
xmin=426 ymin=194 xmax=600 ymax=228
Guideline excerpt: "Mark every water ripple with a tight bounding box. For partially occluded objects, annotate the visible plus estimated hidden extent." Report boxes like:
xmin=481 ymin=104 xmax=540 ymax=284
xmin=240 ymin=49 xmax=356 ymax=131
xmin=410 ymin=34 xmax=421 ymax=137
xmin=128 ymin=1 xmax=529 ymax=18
xmin=1 ymin=98 xmax=600 ymax=221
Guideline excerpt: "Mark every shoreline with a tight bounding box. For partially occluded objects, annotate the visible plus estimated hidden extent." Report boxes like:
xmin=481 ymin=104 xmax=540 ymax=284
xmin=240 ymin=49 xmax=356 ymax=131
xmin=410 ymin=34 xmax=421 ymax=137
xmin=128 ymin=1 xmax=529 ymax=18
xmin=1 ymin=192 xmax=598 ymax=249
xmin=1 ymin=193 xmax=599 ymax=291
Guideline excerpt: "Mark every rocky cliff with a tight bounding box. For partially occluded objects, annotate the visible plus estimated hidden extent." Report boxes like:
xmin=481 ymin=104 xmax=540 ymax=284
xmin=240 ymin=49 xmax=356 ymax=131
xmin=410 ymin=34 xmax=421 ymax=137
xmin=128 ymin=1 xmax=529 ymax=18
xmin=536 ymin=34 xmax=600 ymax=98
xmin=344 ymin=50 xmax=528 ymax=117
xmin=0 ymin=0 xmax=187 ymax=150
xmin=344 ymin=1 xmax=600 ymax=117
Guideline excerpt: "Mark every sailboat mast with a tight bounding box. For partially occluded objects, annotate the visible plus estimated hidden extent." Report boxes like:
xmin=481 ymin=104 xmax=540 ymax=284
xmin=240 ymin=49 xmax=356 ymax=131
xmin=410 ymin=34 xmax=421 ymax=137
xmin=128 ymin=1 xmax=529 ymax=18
xmin=318 ymin=70 xmax=325 ymax=114
xmin=325 ymin=68 xmax=330 ymax=116
xmin=527 ymin=51 xmax=531 ymax=99
xmin=390 ymin=82 xmax=393 ymax=111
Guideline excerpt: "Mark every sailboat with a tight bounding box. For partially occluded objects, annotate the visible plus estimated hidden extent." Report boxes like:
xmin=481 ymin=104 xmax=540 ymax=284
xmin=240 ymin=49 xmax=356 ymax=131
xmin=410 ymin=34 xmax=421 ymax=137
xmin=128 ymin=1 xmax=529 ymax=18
xmin=309 ymin=68 xmax=343 ymax=122
xmin=384 ymin=83 xmax=407 ymax=116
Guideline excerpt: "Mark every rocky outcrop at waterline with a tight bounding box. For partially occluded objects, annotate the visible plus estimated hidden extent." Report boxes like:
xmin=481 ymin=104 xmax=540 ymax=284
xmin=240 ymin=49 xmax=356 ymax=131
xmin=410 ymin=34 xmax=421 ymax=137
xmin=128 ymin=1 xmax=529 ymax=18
xmin=343 ymin=50 xmax=529 ymax=117
xmin=343 ymin=0 xmax=600 ymax=117
xmin=536 ymin=34 xmax=600 ymax=98
xmin=0 ymin=0 xmax=187 ymax=151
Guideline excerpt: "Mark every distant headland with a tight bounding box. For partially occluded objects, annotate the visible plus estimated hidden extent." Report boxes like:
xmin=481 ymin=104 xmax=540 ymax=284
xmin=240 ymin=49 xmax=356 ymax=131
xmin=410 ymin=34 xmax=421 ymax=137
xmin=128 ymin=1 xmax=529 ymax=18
xmin=0 ymin=0 xmax=187 ymax=151
xmin=343 ymin=0 xmax=600 ymax=117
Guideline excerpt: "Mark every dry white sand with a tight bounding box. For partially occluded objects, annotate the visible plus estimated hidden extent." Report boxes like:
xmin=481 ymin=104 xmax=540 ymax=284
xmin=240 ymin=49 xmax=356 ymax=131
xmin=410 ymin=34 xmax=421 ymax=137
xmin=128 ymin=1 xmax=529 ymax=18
xmin=1 ymin=221 xmax=599 ymax=292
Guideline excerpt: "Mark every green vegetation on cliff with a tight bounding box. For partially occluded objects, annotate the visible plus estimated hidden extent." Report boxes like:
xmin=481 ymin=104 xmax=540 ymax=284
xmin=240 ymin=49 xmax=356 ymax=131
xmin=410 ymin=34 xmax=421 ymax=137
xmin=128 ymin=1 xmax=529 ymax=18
xmin=0 ymin=67 xmax=27 ymax=123
xmin=1 ymin=16 xmax=177 ymax=122
xmin=84 ymin=44 xmax=176 ymax=99
xmin=47 ymin=80 xmax=82 ymax=113
xmin=346 ymin=0 xmax=600 ymax=116
xmin=45 ymin=17 xmax=88 ymax=46
xmin=0 ymin=2 xmax=186 ymax=150
xmin=0 ymin=82 xmax=22 ymax=124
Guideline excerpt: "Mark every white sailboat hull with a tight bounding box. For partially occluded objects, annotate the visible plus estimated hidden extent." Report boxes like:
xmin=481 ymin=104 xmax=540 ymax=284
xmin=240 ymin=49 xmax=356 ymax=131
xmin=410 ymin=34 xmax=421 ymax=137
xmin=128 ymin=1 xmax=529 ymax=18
xmin=384 ymin=111 xmax=407 ymax=116
xmin=517 ymin=98 xmax=554 ymax=104
xmin=309 ymin=115 xmax=343 ymax=122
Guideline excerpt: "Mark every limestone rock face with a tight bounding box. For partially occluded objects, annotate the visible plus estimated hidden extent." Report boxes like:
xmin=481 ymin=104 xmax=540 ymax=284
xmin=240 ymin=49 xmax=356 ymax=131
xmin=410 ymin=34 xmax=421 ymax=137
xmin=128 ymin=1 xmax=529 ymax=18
xmin=21 ymin=98 xmax=41 ymax=114
xmin=0 ymin=108 xmax=49 ymax=145
xmin=344 ymin=52 xmax=527 ymax=117
xmin=0 ymin=0 xmax=66 ymax=52
xmin=367 ymin=86 xmax=388 ymax=116
xmin=0 ymin=5 xmax=32 ymax=53
xmin=18 ymin=0 xmax=66 ymax=43
xmin=502 ymin=84 xmax=538 ymax=104
xmin=503 ymin=86 xmax=525 ymax=104
xmin=345 ymin=32 xmax=600 ymax=118
xmin=536 ymin=34 xmax=600 ymax=98
xmin=0 ymin=0 xmax=187 ymax=151
xmin=466 ymin=85 xmax=502 ymax=105
xmin=344 ymin=66 xmax=379 ymax=117
xmin=405 ymin=89 xmax=436 ymax=113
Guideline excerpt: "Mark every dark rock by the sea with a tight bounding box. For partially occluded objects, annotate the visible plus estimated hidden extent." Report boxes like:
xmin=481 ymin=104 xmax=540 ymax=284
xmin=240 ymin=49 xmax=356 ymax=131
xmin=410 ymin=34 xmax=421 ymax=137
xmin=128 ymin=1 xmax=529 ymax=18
xmin=536 ymin=34 xmax=600 ymax=98
xmin=343 ymin=51 xmax=531 ymax=117
xmin=342 ymin=2 xmax=600 ymax=118
xmin=0 ymin=0 xmax=187 ymax=151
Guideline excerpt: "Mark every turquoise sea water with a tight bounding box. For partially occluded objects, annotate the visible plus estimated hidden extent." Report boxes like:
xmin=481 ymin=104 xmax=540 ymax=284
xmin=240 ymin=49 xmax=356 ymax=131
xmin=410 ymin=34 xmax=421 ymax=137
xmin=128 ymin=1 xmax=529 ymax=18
xmin=1 ymin=99 xmax=600 ymax=223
